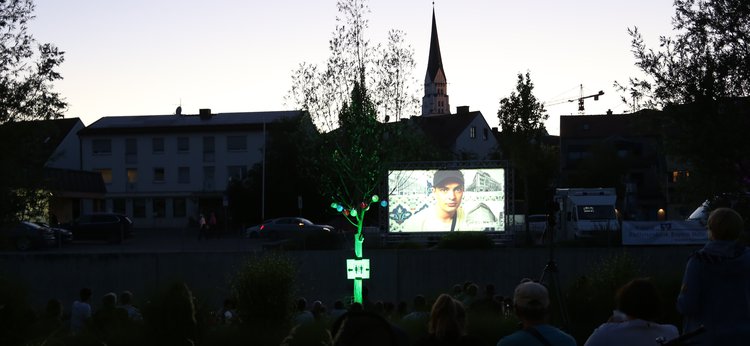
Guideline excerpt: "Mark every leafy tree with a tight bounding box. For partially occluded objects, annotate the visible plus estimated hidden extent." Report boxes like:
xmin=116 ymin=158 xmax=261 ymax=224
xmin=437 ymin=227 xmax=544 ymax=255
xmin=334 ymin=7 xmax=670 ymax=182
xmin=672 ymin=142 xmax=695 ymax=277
xmin=617 ymin=0 xmax=750 ymax=200
xmin=497 ymin=72 xmax=556 ymax=242
xmin=0 ymin=0 xmax=66 ymax=124
xmin=287 ymin=0 xmax=419 ymax=132
xmin=0 ymin=0 xmax=67 ymax=223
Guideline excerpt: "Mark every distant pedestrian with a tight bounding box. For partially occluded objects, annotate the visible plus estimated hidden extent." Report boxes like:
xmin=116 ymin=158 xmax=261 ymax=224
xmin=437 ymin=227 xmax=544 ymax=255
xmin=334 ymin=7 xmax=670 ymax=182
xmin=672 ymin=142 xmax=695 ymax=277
xmin=198 ymin=214 xmax=207 ymax=240
xmin=209 ymin=212 xmax=218 ymax=238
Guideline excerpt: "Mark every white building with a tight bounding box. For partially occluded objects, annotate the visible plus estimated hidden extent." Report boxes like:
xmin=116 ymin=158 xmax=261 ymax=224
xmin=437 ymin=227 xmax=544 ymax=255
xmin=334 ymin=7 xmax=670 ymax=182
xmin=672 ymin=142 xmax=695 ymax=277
xmin=78 ymin=109 xmax=305 ymax=228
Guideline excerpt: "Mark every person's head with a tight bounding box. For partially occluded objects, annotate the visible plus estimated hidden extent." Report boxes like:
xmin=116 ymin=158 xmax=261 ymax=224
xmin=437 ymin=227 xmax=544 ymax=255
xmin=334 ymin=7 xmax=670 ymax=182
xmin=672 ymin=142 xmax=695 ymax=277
xmin=331 ymin=311 xmax=397 ymax=346
xmin=616 ymin=278 xmax=662 ymax=321
xmin=708 ymin=207 xmax=744 ymax=240
xmin=46 ymin=299 xmax=63 ymax=318
xmin=413 ymin=294 xmax=427 ymax=311
xmin=334 ymin=300 xmax=345 ymax=310
xmin=428 ymin=294 xmax=466 ymax=340
xmin=120 ymin=290 xmax=133 ymax=305
xmin=102 ymin=292 xmax=117 ymax=309
xmin=296 ymin=298 xmax=307 ymax=312
xmin=513 ymin=280 xmax=549 ymax=323
xmin=432 ymin=170 xmax=465 ymax=216
xmin=79 ymin=287 xmax=92 ymax=302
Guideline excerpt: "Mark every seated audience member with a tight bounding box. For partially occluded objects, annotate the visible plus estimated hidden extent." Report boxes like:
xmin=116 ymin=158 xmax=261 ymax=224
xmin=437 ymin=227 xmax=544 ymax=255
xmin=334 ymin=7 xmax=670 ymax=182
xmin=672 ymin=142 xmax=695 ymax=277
xmin=330 ymin=310 xmax=408 ymax=346
xmin=584 ymin=278 xmax=678 ymax=346
xmin=414 ymin=294 xmax=482 ymax=346
xmin=497 ymin=280 xmax=576 ymax=346
xmin=118 ymin=290 xmax=143 ymax=322
xmin=293 ymin=298 xmax=314 ymax=326
xmin=678 ymin=207 xmax=750 ymax=345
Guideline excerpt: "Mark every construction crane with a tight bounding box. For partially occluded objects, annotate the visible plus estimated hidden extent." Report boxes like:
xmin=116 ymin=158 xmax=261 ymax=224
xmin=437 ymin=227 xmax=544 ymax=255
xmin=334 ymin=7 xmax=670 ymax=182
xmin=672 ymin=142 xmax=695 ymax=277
xmin=546 ymin=84 xmax=604 ymax=115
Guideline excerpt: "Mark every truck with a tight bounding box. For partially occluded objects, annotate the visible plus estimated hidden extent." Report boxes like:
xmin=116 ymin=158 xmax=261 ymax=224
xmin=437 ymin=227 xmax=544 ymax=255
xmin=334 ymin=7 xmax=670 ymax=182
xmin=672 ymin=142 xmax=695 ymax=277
xmin=554 ymin=188 xmax=620 ymax=240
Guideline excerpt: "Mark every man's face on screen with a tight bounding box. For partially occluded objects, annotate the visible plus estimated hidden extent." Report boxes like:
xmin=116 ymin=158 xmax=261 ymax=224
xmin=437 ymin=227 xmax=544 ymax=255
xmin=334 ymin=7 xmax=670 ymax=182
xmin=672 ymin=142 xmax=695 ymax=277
xmin=433 ymin=181 xmax=464 ymax=215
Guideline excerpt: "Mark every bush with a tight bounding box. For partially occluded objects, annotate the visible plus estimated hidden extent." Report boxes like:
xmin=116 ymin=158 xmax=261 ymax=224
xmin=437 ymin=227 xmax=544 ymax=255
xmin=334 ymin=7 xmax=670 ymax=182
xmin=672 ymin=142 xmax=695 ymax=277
xmin=230 ymin=253 xmax=297 ymax=345
xmin=564 ymin=253 xmax=641 ymax=344
xmin=436 ymin=232 xmax=494 ymax=250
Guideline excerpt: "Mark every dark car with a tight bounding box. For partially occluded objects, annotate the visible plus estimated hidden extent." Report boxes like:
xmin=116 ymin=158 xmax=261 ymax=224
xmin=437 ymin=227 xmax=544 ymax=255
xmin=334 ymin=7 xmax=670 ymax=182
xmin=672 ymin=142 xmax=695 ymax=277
xmin=60 ymin=213 xmax=134 ymax=243
xmin=0 ymin=221 xmax=57 ymax=251
xmin=245 ymin=217 xmax=335 ymax=240
xmin=32 ymin=222 xmax=73 ymax=245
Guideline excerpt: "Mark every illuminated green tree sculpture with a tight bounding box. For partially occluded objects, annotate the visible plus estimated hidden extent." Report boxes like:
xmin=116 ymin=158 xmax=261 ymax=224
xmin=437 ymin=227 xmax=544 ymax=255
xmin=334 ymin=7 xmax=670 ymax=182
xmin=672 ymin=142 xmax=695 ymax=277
xmin=319 ymin=79 xmax=387 ymax=304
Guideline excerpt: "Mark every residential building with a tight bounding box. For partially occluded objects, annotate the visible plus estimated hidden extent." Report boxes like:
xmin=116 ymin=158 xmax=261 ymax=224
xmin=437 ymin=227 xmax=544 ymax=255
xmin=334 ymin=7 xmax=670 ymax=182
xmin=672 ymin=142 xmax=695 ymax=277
xmin=559 ymin=110 xmax=667 ymax=220
xmin=77 ymin=109 xmax=305 ymax=228
xmin=405 ymin=106 xmax=498 ymax=160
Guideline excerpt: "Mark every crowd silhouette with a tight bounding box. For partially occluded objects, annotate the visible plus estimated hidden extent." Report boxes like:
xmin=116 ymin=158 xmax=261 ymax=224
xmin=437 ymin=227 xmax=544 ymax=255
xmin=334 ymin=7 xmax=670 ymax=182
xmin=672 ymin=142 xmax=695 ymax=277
xmin=2 ymin=207 xmax=748 ymax=346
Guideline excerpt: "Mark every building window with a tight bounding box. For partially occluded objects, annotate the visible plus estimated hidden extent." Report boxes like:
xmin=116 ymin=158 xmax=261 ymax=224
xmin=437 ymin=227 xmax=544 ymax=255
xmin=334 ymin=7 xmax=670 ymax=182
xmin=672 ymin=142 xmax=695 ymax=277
xmin=133 ymin=198 xmax=146 ymax=218
xmin=178 ymin=167 xmax=190 ymax=184
xmin=152 ymin=198 xmax=166 ymax=218
xmin=203 ymin=136 xmax=215 ymax=162
xmin=153 ymin=167 xmax=165 ymax=183
xmin=113 ymin=199 xmax=126 ymax=214
xmin=92 ymin=139 xmax=111 ymax=155
xmin=173 ymin=198 xmax=186 ymax=217
xmin=227 ymin=135 xmax=247 ymax=152
xmin=227 ymin=165 xmax=246 ymax=181
xmin=203 ymin=166 xmax=215 ymax=190
xmin=152 ymin=137 xmax=165 ymax=154
xmin=177 ymin=137 xmax=189 ymax=153
xmin=95 ymin=168 xmax=112 ymax=184
xmin=127 ymin=169 xmax=138 ymax=183
xmin=483 ymin=128 xmax=489 ymax=140
xmin=470 ymin=126 xmax=476 ymax=139
xmin=125 ymin=138 xmax=137 ymax=163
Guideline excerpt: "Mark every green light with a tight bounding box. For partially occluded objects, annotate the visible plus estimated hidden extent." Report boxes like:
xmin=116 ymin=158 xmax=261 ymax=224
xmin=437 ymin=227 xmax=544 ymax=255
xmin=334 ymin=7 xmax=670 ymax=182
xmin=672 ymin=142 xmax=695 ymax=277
xmin=371 ymin=195 xmax=379 ymax=202
xmin=331 ymin=202 xmax=338 ymax=209
xmin=351 ymin=209 xmax=358 ymax=217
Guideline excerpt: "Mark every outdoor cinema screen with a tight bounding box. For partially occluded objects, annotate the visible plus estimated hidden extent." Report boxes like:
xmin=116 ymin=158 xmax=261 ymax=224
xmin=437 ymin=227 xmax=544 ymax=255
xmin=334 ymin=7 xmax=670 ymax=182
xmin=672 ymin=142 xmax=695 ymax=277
xmin=387 ymin=168 xmax=506 ymax=232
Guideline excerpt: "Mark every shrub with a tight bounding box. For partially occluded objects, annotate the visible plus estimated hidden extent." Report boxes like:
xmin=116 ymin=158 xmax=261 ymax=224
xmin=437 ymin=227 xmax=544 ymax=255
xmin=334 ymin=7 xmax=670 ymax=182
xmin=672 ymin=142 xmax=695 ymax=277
xmin=436 ymin=232 xmax=494 ymax=250
xmin=564 ymin=253 xmax=641 ymax=344
xmin=231 ymin=253 xmax=297 ymax=345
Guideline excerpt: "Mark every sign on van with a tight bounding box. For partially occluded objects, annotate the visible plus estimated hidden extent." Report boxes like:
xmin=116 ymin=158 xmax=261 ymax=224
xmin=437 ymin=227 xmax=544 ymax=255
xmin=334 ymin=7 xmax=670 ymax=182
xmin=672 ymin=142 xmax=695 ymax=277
xmin=621 ymin=221 xmax=708 ymax=245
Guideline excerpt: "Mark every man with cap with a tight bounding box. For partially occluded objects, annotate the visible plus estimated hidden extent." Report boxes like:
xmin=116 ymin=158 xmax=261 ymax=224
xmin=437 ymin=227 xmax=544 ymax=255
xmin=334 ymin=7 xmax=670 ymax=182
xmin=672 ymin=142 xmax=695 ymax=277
xmin=497 ymin=279 xmax=576 ymax=346
xmin=403 ymin=169 xmax=467 ymax=232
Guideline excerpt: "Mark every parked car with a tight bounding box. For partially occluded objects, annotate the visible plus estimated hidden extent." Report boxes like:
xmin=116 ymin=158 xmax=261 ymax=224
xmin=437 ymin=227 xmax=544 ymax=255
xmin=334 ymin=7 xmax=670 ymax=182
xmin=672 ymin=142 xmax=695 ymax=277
xmin=245 ymin=217 xmax=335 ymax=240
xmin=32 ymin=222 xmax=73 ymax=244
xmin=0 ymin=221 xmax=57 ymax=251
xmin=59 ymin=213 xmax=134 ymax=243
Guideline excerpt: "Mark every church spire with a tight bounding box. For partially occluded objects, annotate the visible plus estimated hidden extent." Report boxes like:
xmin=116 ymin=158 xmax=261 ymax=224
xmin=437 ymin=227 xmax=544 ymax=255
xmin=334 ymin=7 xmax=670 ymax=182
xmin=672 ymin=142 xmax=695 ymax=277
xmin=422 ymin=6 xmax=450 ymax=116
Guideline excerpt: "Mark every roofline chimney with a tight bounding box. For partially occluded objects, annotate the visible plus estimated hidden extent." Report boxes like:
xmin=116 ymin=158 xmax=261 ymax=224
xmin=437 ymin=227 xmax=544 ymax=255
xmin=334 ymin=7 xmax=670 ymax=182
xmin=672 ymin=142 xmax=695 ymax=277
xmin=199 ymin=108 xmax=212 ymax=120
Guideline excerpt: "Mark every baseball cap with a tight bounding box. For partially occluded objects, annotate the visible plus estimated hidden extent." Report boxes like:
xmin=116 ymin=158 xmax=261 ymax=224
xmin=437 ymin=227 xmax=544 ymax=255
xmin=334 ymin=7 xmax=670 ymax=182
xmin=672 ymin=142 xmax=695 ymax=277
xmin=513 ymin=280 xmax=550 ymax=309
xmin=433 ymin=170 xmax=464 ymax=187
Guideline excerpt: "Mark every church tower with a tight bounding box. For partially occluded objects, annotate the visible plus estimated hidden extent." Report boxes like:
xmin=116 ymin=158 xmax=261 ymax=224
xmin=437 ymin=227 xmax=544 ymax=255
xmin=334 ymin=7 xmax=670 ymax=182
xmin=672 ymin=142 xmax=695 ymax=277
xmin=421 ymin=7 xmax=450 ymax=116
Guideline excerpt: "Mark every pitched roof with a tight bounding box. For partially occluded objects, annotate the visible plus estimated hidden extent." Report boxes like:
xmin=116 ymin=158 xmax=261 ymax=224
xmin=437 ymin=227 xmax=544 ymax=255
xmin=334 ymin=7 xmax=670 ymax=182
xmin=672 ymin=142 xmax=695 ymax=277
xmin=408 ymin=111 xmax=483 ymax=149
xmin=426 ymin=8 xmax=445 ymax=82
xmin=78 ymin=110 xmax=305 ymax=135
xmin=0 ymin=117 xmax=82 ymax=160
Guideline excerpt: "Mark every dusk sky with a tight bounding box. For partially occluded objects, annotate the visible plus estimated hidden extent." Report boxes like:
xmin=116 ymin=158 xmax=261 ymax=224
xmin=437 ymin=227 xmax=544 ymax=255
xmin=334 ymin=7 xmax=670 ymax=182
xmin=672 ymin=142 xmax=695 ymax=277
xmin=32 ymin=0 xmax=676 ymax=135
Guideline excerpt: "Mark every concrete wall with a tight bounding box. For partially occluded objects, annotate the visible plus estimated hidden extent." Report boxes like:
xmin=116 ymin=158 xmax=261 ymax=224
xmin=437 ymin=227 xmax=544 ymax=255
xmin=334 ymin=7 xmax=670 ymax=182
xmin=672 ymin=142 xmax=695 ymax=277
xmin=0 ymin=246 xmax=698 ymax=309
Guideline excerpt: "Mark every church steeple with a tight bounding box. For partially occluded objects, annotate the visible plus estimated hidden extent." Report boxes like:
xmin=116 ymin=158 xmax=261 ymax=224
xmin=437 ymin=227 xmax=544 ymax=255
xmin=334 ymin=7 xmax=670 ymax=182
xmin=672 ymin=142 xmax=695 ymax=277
xmin=422 ymin=7 xmax=450 ymax=116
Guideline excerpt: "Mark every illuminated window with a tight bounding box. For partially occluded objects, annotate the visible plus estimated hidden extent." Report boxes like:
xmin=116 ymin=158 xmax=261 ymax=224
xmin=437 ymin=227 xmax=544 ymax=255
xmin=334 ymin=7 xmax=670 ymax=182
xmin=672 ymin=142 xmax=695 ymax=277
xmin=127 ymin=169 xmax=138 ymax=183
xmin=96 ymin=168 xmax=112 ymax=184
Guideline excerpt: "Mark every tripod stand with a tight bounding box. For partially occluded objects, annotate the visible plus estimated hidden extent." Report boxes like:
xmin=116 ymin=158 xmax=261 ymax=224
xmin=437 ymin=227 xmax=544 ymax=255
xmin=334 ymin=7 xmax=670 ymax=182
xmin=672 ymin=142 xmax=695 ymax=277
xmin=539 ymin=214 xmax=570 ymax=329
